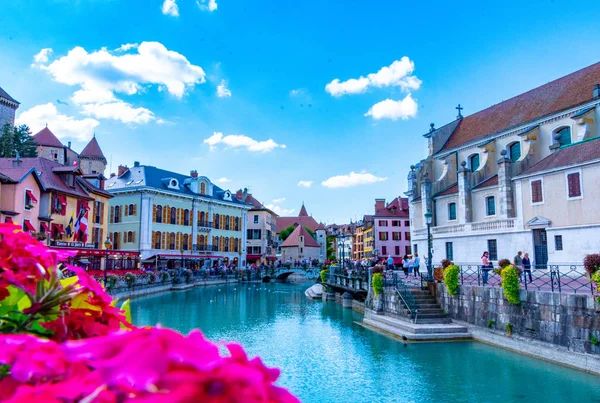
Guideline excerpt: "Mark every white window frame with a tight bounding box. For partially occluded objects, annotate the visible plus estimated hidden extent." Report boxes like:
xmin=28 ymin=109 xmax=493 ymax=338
xmin=506 ymin=140 xmax=522 ymax=162
xmin=447 ymin=202 xmax=457 ymax=222
xmin=485 ymin=195 xmax=496 ymax=217
xmin=468 ymin=153 xmax=481 ymax=172
xmin=565 ymin=168 xmax=583 ymax=201
xmin=253 ymin=214 xmax=259 ymax=224
xmin=24 ymin=188 xmax=34 ymax=211
xmin=551 ymin=124 xmax=572 ymax=146
xmin=529 ymin=177 xmax=545 ymax=206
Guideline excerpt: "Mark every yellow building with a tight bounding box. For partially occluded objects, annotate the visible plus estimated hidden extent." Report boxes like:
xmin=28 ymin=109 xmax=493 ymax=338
xmin=363 ymin=216 xmax=374 ymax=259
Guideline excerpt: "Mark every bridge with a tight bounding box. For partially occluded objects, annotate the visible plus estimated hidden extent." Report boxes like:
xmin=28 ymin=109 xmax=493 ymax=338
xmin=322 ymin=272 xmax=370 ymax=300
xmin=262 ymin=267 xmax=320 ymax=281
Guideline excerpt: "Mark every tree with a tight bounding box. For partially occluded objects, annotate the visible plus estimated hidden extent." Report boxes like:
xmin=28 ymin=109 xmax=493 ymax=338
xmin=279 ymin=225 xmax=317 ymax=241
xmin=0 ymin=123 xmax=38 ymax=158
xmin=326 ymin=235 xmax=336 ymax=261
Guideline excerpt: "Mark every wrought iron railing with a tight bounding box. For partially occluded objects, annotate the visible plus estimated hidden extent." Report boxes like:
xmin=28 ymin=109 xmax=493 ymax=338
xmin=384 ymin=272 xmax=419 ymax=322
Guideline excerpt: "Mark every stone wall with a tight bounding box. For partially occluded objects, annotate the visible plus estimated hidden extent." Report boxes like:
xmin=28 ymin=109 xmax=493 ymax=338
xmin=436 ymin=283 xmax=600 ymax=355
xmin=0 ymin=103 xmax=16 ymax=129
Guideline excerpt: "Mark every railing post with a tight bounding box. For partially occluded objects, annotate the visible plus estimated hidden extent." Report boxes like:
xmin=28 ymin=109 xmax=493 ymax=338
xmin=460 ymin=265 xmax=465 ymax=285
xmin=550 ymin=267 xmax=555 ymax=293
xmin=556 ymin=267 xmax=562 ymax=293
xmin=476 ymin=265 xmax=480 ymax=287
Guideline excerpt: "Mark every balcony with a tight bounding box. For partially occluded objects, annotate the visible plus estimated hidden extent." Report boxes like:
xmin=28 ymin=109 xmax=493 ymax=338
xmin=195 ymin=245 xmax=219 ymax=252
xmin=413 ymin=218 xmax=516 ymax=237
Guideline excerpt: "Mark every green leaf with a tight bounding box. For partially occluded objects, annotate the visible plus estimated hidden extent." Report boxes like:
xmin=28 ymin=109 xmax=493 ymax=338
xmin=0 ymin=286 xmax=30 ymax=316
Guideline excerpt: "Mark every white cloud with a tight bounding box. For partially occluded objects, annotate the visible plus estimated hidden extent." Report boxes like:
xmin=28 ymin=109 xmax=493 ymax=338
xmin=297 ymin=181 xmax=313 ymax=188
xmin=32 ymin=48 xmax=53 ymax=67
xmin=204 ymin=132 xmax=286 ymax=152
xmin=197 ymin=0 xmax=217 ymax=11
xmin=156 ymin=118 xmax=174 ymax=125
xmin=325 ymin=56 xmax=421 ymax=97
xmin=162 ymin=0 xmax=179 ymax=16
xmin=115 ymin=43 xmax=139 ymax=52
xmin=272 ymin=197 xmax=286 ymax=203
xmin=364 ymin=94 xmax=418 ymax=120
xmin=290 ymin=89 xmax=304 ymax=97
xmin=16 ymin=103 xmax=99 ymax=142
xmin=265 ymin=204 xmax=295 ymax=215
xmin=216 ymin=177 xmax=230 ymax=183
xmin=321 ymin=171 xmax=387 ymax=188
xmin=79 ymin=101 xmax=155 ymax=124
xmin=216 ymin=79 xmax=231 ymax=98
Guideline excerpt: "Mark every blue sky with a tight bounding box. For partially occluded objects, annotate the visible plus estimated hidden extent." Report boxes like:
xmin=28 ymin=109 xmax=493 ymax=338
xmin=1 ymin=0 xmax=600 ymax=224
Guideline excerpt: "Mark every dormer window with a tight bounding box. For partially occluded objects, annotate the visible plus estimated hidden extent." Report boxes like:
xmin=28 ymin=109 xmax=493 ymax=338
xmin=222 ymin=191 xmax=232 ymax=201
xmin=166 ymin=178 xmax=179 ymax=189
xmin=469 ymin=153 xmax=480 ymax=172
xmin=126 ymin=180 xmax=134 ymax=185
xmin=508 ymin=141 xmax=521 ymax=162
xmin=554 ymin=126 xmax=572 ymax=147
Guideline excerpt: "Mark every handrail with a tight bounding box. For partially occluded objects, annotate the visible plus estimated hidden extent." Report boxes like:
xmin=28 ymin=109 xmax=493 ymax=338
xmin=394 ymin=274 xmax=419 ymax=323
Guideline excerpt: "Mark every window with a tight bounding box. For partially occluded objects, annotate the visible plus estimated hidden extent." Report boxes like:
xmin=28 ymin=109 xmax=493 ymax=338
xmin=155 ymin=205 xmax=163 ymax=223
xmin=253 ymin=215 xmax=259 ymax=224
xmin=395 ymin=246 xmax=400 ymax=255
xmin=183 ymin=209 xmax=190 ymax=225
xmin=379 ymin=232 xmax=388 ymax=241
xmin=114 ymin=205 xmax=121 ymax=223
xmin=168 ymin=233 xmax=175 ymax=250
xmin=405 ymin=245 xmax=412 ymax=255
xmin=170 ymin=207 xmax=177 ymax=224
xmin=225 ymin=215 xmax=230 ymax=230
xmin=487 ymin=239 xmax=498 ymax=261
xmin=94 ymin=201 xmax=103 ymax=224
xmin=392 ymin=220 xmax=400 ymax=227
xmin=200 ymin=182 xmax=206 ymax=195
xmin=448 ymin=202 xmax=457 ymax=221
xmin=154 ymin=231 xmax=162 ymax=249
xmin=555 ymin=235 xmax=563 ymax=251
xmin=127 ymin=231 xmax=134 ymax=243
xmin=382 ymin=246 xmax=387 ymax=255
xmin=392 ymin=232 xmax=401 ymax=241
xmin=445 ymin=242 xmax=453 ymax=261
xmin=531 ymin=179 xmax=543 ymax=204
xmin=413 ymin=244 xmax=418 ymax=254
xmin=128 ymin=204 xmax=135 ymax=216
xmin=469 ymin=154 xmax=480 ymax=172
xmin=567 ymin=172 xmax=582 ymax=199
xmin=404 ymin=220 xmax=410 ymax=227
xmin=214 ymin=213 xmax=220 ymax=229
xmin=235 ymin=217 xmax=240 ymax=231
xmin=378 ymin=220 xmax=388 ymax=227
xmin=24 ymin=189 xmax=37 ymax=210
xmin=405 ymin=232 xmax=411 ymax=241
xmin=555 ymin=127 xmax=571 ymax=146
xmin=486 ymin=196 xmax=496 ymax=216
xmin=509 ymin=142 xmax=521 ymax=162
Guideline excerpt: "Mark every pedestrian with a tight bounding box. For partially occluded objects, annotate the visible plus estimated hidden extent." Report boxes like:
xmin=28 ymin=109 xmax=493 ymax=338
xmin=514 ymin=251 xmax=523 ymax=269
xmin=402 ymin=255 xmax=409 ymax=277
xmin=522 ymin=252 xmax=533 ymax=283
xmin=387 ymin=255 xmax=394 ymax=271
xmin=481 ymin=251 xmax=492 ymax=285
xmin=413 ymin=253 xmax=420 ymax=278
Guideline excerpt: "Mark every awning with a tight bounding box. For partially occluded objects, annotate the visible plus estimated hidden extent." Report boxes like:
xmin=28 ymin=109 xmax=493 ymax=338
xmin=145 ymin=254 xmax=225 ymax=261
xmin=40 ymin=222 xmax=51 ymax=233
xmin=246 ymin=254 xmax=262 ymax=260
xmin=266 ymin=256 xmax=278 ymax=261
xmin=393 ymin=257 xmax=403 ymax=264
xmin=23 ymin=220 xmax=35 ymax=232
xmin=4 ymin=217 xmax=13 ymax=223
xmin=57 ymin=195 xmax=67 ymax=206
xmin=50 ymin=247 xmax=140 ymax=257
xmin=53 ymin=224 xmax=65 ymax=235
xmin=26 ymin=190 xmax=38 ymax=204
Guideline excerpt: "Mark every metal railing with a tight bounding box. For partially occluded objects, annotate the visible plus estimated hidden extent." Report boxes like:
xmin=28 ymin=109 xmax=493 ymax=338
xmin=388 ymin=272 xmax=419 ymax=322
xmin=451 ymin=263 xmax=595 ymax=295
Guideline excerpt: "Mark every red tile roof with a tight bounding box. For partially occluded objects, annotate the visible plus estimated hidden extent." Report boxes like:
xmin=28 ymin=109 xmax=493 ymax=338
xmin=299 ymin=204 xmax=308 ymax=217
xmin=435 ymin=183 xmax=458 ymax=197
xmin=280 ymin=225 xmax=320 ymax=248
xmin=519 ymin=137 xmax=600 ymax=176
xmin=472 ymin=175 xmax=498 ymax=190
xmin=33 ymin=127 xmax=64 ymax=148
xmin=80 ymin=136 xmax=106 ymax=160
xmin=316 ymin=222 xmax=326 ymax=231
xmin=244 ymin=194 xmax=264 ymax=209
xmin=276 ymin=216 xmax=319 ymax=233
xmin=440 ymin=62 xmax=600 ymax=152
xmin=374 ymin=197 xmax=409 ymax=218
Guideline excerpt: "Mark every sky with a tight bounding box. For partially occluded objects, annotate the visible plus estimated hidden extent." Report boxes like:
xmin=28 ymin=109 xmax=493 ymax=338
xmin=1 ymin=0 xmax=600 ymax=224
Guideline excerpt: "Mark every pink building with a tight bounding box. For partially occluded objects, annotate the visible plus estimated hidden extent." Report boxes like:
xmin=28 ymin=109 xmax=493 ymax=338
xmin=0 ymin=166 xmax=44 ymax=233
xmin=373 ymin=197 xmax=411 ymax=264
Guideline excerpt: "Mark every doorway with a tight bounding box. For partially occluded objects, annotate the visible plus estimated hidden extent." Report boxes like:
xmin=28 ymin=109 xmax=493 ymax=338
xmin=532 ymin=229 xmax=548 ymax=269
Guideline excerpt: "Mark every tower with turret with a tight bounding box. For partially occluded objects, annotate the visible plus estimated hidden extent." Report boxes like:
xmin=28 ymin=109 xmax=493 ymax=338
xmin=0 ymin=86 xmax=19 ymax=129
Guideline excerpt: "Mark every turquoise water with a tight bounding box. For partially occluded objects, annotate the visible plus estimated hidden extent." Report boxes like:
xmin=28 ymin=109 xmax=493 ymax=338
xmin=131 ymin=282 xmax=599 ymax=403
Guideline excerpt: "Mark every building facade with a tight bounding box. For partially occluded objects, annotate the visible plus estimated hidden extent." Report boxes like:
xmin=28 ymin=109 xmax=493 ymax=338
xmin=105 ymin=163 xmax=250 ymax=267
xmin=407 ymin=62 xmax=600 ymax=269
xmin=280 ymin=225 xmax=320 ymax=262
xmin=373 ymin=198 xmax=411 ymax=264
xmin=0 ymin=86 xmax=19 ymax=129
xmin=235 ymin=189 xmax=278 ymax=264
xmin=363 ymin=216 xmax=374 ymax=258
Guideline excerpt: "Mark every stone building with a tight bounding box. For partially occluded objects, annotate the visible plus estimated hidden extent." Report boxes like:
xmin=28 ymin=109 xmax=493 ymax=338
xmin=280 ymin=225 xmax=320 ymax=262
xmin=275 ymin=203 xmax=325 ymax=258
xmin=407 ymin=61 xmax=600 ymax=268
xmin=373 ymin=197 xmax=411 ymax=264
xmin=0 ymin=86 xmax=19 ymax=128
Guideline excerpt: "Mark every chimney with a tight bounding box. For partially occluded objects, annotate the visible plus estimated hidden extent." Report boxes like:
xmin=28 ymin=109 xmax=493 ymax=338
xmin=594 ymin=84 xmax=600 ymax=99
xmin=190 ymin=170 xmax=198 ymax=178
xmin=243 ymin=187 xmax=248 ymax=200
xmin=67 ymin=141 xmax=71 ymax=149
xmin=134 ymin=161 xmax=140 ymax=167
xmin=235 ymin=189 xmax=243 ymax=200
xmin=110 ymin=173 xmax=116 ymax=178
xmin=374 ymin=198 xmax=386 ymax=213
xmin=117 ymin=165 xmax=128 ymax=176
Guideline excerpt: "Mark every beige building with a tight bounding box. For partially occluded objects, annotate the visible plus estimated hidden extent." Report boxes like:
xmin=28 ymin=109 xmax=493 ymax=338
xmin=408 ymin=62 xmax=600 ymax=269
xmin=280 ymin=225 xmax=320 ymax=262
xmin=235 ymin=189 xmax=278 ymax=264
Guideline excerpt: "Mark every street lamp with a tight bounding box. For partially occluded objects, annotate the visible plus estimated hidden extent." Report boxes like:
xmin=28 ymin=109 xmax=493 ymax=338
xmin=424 ymin=210 xmax=433 ymax=281
xmin=103 ymin=237 xmax=112 ymax=287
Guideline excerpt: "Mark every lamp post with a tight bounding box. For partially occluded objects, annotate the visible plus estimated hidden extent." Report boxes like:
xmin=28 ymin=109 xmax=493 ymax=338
xmin=103 ymin=237 xmax=112 ymax=287
xmin=424 ymin=210 xmax=433 ymax=281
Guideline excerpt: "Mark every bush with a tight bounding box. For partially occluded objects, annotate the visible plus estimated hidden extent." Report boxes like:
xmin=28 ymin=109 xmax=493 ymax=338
xmin=498 ymin=258 xmax=511 ymax=268
xmin=124 ymin=272 xmax=136 ymax=288
xmin=501 ymin=265 xmax=521 ymax=305
xmin=443 ymin=264 xmax=460 ymax=296
xmin=584 ymin=253 xmax=600 ymax=275
xmin=105 ymin=274 xmax=118 ymax=289
xmin=505 ymin=323 xmax=513 ymax=336
xmin=440 ymin=259 xmax=452 ymax=269
xmin=183 ymin=269 xmax=193 ymax=284
xmin=372 ymin=273 xmax=384 ymax=297
xmin=487 ymin=320 xmax=495 ymax=328
xmin=160 ymin=271 xmax=169 ymax=283
xmin=147 ymin=272 xmax=157 ymax=284
xmin=320 ymin=269 xmax=329 ymax=283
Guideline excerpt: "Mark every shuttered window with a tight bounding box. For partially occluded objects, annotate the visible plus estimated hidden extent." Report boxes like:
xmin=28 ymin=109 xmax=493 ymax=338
xmin=567 ymin=172 xmax=582 ymax=198
xmin=486 ymin=196 xmax=495 ymax=216
xmin=448 ymin=203 xmax=457 ymax=221
xmin=531 ymin=180 xmax=543 ymax=203
xmin=509 ymin=142 xmax=521 ymax=162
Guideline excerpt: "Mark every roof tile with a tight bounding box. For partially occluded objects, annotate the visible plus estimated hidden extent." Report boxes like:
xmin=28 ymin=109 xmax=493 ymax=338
xmin=281 ymin=225 xmax=320 ymax=248
xmin=33 ymin=127 xmax=64 ymax=148
xmin=519 ymin=137 xmax=600 ymax=176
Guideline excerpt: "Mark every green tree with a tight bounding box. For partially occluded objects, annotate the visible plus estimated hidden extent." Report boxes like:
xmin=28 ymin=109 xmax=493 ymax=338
xmin=326 ymin=235 xmax=336 ymax=261
xmin=279 ymin=225 xmax=316 ymax=241
xmin=0 ymin=124 xmax=38 ymax=158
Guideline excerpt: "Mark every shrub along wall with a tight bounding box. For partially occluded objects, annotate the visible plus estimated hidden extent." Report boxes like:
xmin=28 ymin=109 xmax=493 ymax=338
xmin=436 ymin=283 xmax=600 ymax=355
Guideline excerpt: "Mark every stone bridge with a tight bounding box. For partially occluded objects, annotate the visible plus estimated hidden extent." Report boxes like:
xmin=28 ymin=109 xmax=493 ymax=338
xmin=263 ymin=267 xmax=320 ymax=281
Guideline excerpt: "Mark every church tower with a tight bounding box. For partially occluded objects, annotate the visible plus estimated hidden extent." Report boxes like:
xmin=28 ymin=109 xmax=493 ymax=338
xmin=79 ymin=135 xmax=107 ymax=175
xmin=0 ymin=86 xmax=19 ymax=129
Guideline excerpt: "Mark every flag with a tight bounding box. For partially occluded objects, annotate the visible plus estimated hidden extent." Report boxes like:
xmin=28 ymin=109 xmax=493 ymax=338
xmin=74 ymin=201 xmax=89 ymax=242
xmin=66 ymin=213 xmax=74 ymax=239
xmin=73 ymin=159 xmax=78 ymax=167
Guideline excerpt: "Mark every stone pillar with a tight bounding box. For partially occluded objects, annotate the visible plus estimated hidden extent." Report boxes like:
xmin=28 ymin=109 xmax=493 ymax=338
xmin=457 ymin=161 xmax=471 ymax=224
xmin=139 ymin=192 xmax=153 ymax=257
xmin=420 ymin=175 xmax=433 ymax=223
xmin=207 ymin=203 xmax=214 ymax=249
xmin=497 ymin=150 xmax=514 ymax=219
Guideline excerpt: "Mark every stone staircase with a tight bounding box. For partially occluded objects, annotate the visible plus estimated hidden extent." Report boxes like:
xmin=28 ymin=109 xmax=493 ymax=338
xmin=409 ymin=288 xmax=452 ymax=324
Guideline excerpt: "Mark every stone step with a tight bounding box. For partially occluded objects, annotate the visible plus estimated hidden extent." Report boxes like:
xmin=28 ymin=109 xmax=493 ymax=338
xmin=415 ymin=308 xmax=446 ymax=315
xmin=415 ymin=317 xmax=453 ymax=325
xmin=411 ymin=303 xmax=440 ymax=309
xmin=363 ymin=311 xmax=470 ymax=337
xmin=417 ymin=313 xmax=449 ymax=320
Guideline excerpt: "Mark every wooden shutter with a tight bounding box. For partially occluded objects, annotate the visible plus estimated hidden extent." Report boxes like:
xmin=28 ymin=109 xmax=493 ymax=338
xmin=110 ymin=206 xmax=114 ymax=223
xmin=124 ymin=206 xmax=128 ymax=216
xmin=531 ymin=180 xmax=543 ymax=203
xmin=189 ymin=210 xmax=193 ymax=226
xmin=188 ymin=235 xmax=192 ymax=250
xmin=161 ymin=232 xmax=166 ymax=249
xmin=133 ymin=204 xmax=137 ymax=216
xmin=153 ymin=205 xmax=157 ymax=222
xmin=567 ymin=173 xmax=581 ymax=198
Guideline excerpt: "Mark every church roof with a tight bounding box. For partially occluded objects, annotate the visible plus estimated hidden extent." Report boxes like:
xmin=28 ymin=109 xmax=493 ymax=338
xmin=80 ymin=136 xmax=106 ymax=160
xmin=438 ymin=61 xmax=600 ymax=153
xmin=316 ymin=222 xmax=326 ymax=231
xmin=275 ymin=203 xmax=319 ymax=233
xmin=280 ymin=225 xmax=320 ymax=248
xmin=517 ymin=136 xmax=600 ymax=177
xmin=0 ymin=87 xmax=19 ymax=105
xmin=299 ymin=204 xmax=308 ymax=217
xmin=33 ymin=127 xmax=64 ymax=148
xmin=472 ymin=175 xmax=498 ymax=190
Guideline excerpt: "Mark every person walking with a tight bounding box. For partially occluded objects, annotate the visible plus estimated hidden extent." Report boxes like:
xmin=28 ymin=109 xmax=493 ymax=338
xmin=413 ymin=253 xmax=420 ymax=278
xmin=402 ymin=255 xmax=409 ymax=277
xmin=522 ymin=252 xmax=533 ymax=283
xmin=481 ymin=251 xmax=492 ymax=285
xmin=514 ymin=251 xmax=523 ymax=269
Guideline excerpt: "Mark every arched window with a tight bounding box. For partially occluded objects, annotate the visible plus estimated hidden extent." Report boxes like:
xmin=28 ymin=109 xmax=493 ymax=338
xmin=508 ymin=142 xmax=521 ymax=162
xmin=169 ymin=233 xmax=175 ymax=250
xmin=127 ymin=231 xmax=134 ymax=242
xmin=113 ymin=232 xmax=120 ymax=249
xmin=200 ymin=211 xmax=205 ymax=226
xmin=234 ymin=237 xmax=239 ymax=252
xmin=155 ymin=231 xmax=161 ymax=249
xmin=225 ymin=215 xmax=230 ymax=230
xmin=555 ymin=126 xmax=572 ymax=146
xmin=469 ymin=154 xmax=480 ymax=172
xmin=214 ymin=236 xmax=219 ymax=250
xmin=128 ymin=204 xmax=135 ymax=215
xmin=235 ymin=217 xmax=239 ymax=231
xmin=156 ymin=205 xmax=163 ymax=223
xmin=200 ymin=182 xmax=206 ymax=195
xmin=184 ymin=209 xmax=190 ymax=226
xmin=170 ymin=207 xmax=176 ymax=224
xmin=214 ymin=213 xmax=220 ymax=229
xmin=114 ymin=205 xmax=121 ymax=223
xmin=182 ymin=234 xmax=189 ymax=250
xmin=486 ymin=196 xmax=496 ymax=216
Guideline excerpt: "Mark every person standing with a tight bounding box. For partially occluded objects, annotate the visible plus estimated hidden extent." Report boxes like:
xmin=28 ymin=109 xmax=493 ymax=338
xmin=481 ymin=251 xmax=492 ymax=285
xmin=413 ymin=253 xmax=420 ymax=278
xmin=402 ymin=255 xmax=409 ymax=277
xmin=387 ymin=255 xmax=394 ymax=271
xmin=514 ymin=251 xmax=523 ymax=269
xmin=522 ymin=252 xmax=532 ymax=283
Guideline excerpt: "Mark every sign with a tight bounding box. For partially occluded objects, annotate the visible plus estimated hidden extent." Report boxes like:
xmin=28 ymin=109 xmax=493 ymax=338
xmin=51 ymin=241 xmax=96 ymax=249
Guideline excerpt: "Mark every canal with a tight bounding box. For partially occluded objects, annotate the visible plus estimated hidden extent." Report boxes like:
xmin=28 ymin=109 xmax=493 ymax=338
xmin=131 ymin=281 xmax=599 ymax=403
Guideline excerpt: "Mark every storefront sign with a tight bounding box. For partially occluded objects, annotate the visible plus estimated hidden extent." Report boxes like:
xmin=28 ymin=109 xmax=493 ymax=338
xmin=51 ymin=241 xmax=96 ymax=248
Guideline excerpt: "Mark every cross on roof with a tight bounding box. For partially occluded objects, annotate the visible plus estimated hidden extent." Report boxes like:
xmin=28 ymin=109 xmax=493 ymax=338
xmin=456 ymin=104 xmax=464 ymax=118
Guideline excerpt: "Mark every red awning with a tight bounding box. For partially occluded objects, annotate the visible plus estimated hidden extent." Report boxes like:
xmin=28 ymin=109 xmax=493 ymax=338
xmin=26 ymin=190 xmax=38 ymax=204
xmin=266 ymin=256 xmax=278 ymax=261
xmin=40 ymin=222 xmax=51 ymax=233
xmin=53 ymin=224 xmax=65 ymax=235
xmin=154 ymin=254 xmax=224 ymax=260
xmin=49 ymin=247 xmax=141 ymax=257
xmin=246 ymin=254 xmax=262 ymax=260
xmin=393 ymin=257 xmax=403 ymax=264
xmin=4 ymin=217 xmax=13 ymax=223
xmin=57 ymin=195 xmax=67 ymax=206
xmin=23 ymin=220 xmax=35 ymax=232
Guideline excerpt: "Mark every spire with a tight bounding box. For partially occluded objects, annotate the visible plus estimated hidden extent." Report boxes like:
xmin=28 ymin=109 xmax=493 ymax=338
xmin=80 ymin=136 xmax=106 ymax=160
xmin=299 ymin=203 xmax=308 ymax=217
